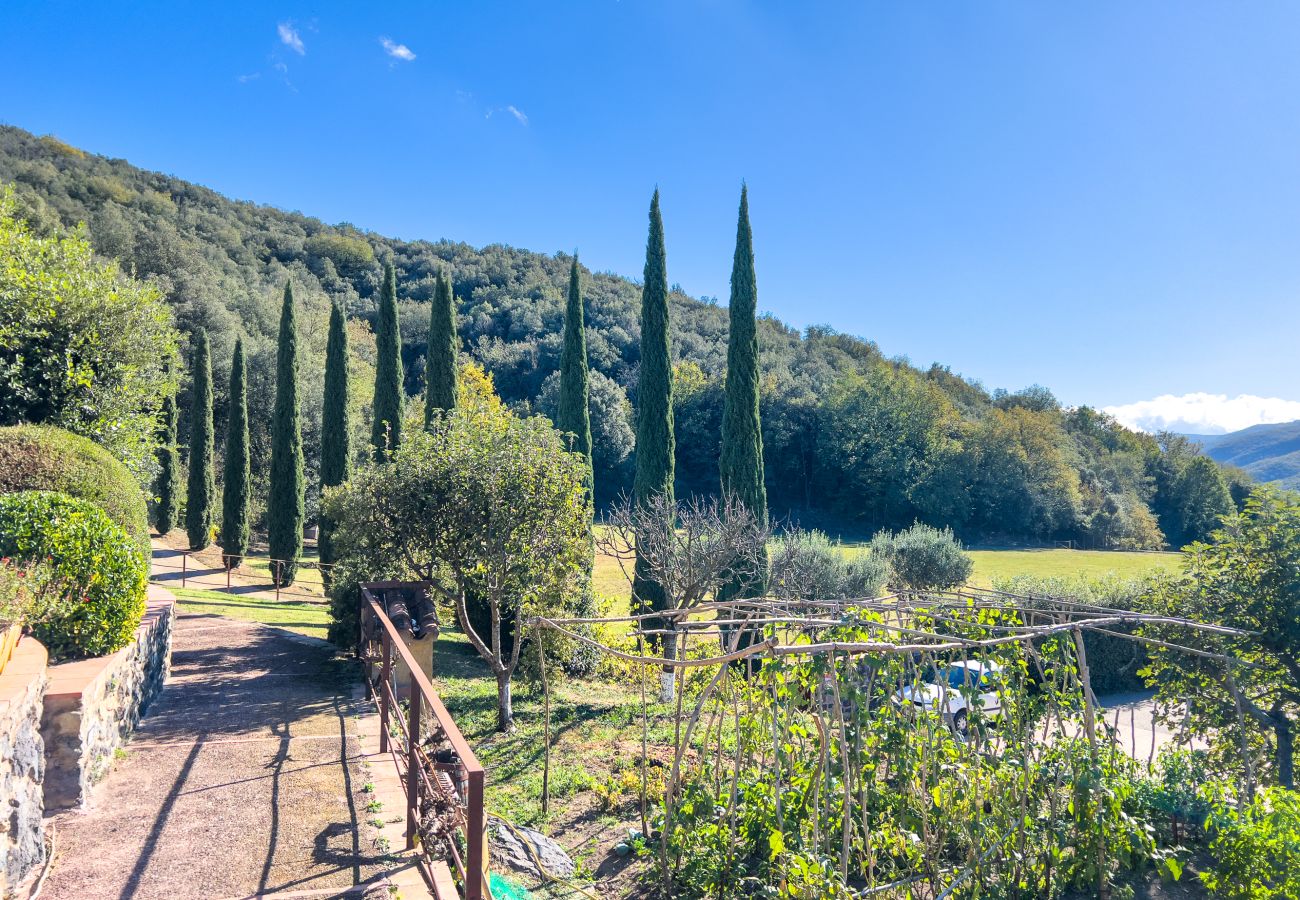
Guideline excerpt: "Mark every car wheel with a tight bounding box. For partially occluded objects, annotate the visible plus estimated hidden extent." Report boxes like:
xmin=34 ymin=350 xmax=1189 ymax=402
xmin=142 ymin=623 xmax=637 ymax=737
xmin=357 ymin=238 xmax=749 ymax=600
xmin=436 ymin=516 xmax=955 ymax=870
xmin=952 ymin=709 xmax=969 ymax=736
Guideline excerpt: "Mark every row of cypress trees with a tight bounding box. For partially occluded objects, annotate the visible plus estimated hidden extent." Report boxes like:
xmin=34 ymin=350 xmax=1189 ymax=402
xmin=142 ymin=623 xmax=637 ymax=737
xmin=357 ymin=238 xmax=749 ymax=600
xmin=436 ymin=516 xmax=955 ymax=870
xmin=160 ymin=186 xmax=758 ymax=598
xmin=631 ymin=187 xmax=768 ymax=638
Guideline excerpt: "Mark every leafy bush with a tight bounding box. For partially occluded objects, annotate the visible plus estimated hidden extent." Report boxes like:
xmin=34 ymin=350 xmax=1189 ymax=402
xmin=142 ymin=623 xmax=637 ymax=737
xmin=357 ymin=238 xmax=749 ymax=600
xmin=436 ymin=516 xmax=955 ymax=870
xmin=769 ymin=529 xmax=887 ymax=601
xmin=0 ymin=557 xmax=72 ymax=628
xmin=0 ymin=425 xmax=150 ymax=554
xmin=1200 ymin=785 xmax=1300 ymax=899
xmin=868 ymin=523 xmax=973 ymax=591
xmin=993 ymin=573 xmax=1149 ymax=693
xmin=0 ymin=491 xmax=147 ymax=659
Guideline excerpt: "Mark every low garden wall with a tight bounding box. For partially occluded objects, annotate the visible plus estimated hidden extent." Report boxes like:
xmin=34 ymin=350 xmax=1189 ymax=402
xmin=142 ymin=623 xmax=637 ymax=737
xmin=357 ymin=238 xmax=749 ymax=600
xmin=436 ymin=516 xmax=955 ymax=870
xmin=0 ymin=637 xmax=49 ymax=898
xmin=41 ymin=586 xmax=175 ymax=810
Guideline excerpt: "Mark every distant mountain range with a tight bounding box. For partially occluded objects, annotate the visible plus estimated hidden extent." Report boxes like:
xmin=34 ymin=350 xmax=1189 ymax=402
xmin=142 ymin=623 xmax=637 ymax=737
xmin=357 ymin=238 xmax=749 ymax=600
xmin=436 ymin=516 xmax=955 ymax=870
xmin=1185 ymin=420 xmax=1300 ymax=489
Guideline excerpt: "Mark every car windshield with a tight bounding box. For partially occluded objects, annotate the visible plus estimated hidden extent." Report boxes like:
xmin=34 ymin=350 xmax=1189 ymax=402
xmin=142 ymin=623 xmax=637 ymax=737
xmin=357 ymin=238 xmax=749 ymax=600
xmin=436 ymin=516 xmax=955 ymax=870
xmin=938 ymin=667 xmax=981 ymax=690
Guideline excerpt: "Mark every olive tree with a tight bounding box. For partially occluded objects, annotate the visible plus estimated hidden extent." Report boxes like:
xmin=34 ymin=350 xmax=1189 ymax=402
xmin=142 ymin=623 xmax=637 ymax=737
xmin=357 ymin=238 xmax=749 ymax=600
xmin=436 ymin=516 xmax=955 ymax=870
xmin=322 ymin=398 xmax=591 ymax=732
xmin=1142 ymin=488 xmax=1300 ymax=790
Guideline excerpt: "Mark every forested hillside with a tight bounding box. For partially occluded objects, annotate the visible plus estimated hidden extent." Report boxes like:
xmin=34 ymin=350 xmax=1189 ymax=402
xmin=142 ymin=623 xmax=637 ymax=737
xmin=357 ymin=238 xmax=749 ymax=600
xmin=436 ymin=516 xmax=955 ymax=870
xmin=0 ymin=124 xmax=1244 ymax=548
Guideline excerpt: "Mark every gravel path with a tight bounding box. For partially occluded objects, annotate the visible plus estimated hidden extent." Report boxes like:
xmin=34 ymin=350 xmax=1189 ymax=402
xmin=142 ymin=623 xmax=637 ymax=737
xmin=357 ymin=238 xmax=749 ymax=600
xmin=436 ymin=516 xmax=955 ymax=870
xmin=42 ymin=604 xmax=394 ymax=899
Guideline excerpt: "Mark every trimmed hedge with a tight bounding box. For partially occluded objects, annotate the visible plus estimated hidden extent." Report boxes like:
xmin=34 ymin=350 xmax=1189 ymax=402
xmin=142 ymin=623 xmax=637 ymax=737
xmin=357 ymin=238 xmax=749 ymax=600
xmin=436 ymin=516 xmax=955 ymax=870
xmin=0 ymin=425 xmax=150 ymax=554
xmin=0 ymin=491 xmax=148 ymax=660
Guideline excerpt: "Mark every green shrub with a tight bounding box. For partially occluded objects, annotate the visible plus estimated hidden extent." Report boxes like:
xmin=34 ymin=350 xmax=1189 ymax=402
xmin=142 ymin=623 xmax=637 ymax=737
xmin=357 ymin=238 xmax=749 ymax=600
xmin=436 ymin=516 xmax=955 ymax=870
xmin=993 ymin=573 xmax=1149 ymax=693
xmin=0 ymin=425 xmax=150 ymax=554
xmin=770 ymin=529 xmax=887 ymax=600
xmin=0 ymin=491 xmax=147 ymax=659
xmin=1201 ymin=785 xmax=1300 ymax=899
xmin=868 ymin=523 xmax=973 ymax=591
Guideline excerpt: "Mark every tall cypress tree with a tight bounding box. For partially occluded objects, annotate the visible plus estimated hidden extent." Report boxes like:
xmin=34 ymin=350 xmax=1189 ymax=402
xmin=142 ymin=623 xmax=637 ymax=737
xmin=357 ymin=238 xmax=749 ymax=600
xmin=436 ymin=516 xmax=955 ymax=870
xmin=557 ymin=255 xmax=593 ymax=490
xmin=318 ymin=301 xmax=352 ymax=572
xmin=371 ymin=262 xmax=404 ymax=457
xmin=719 ymin=185 xmax=768 ymax=604
xmin=268 ymin=282 xmax=304 ymax=586
xmin=154 ymin=384 xmax=180 ymax=535
xmin=632 ymin=190 xmax=675 ymax=639
xmin=220 ymin=337 xmax=250 ymax=567
xmin=184 ymin=328 xmax=215 ymax=550
xmin=424 ymin=268 xmax=459 ymax=424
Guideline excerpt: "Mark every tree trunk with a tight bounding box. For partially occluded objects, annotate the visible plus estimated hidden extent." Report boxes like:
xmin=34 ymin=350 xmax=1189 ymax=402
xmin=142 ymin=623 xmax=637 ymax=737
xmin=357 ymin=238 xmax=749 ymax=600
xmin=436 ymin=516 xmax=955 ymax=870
xmin=1276 ymin=710 xmax=1295 ymax=791
xmin=659 ymin=628 xmax=678 ymax=703
xmin=496 ymin=671 xmax=514 ymax=733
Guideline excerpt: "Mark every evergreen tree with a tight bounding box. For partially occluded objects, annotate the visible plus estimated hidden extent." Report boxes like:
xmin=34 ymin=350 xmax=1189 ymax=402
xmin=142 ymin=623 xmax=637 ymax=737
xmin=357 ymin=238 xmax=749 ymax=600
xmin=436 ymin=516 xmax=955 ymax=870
xmin=154 ymin=384 xmax=180 ymax=535
xmin=318 ymin=301 xmax=351 ymax=572
xmin=557 ymin=255 xmax=593 ymax=489
xmin=424 ymin=268 xmax=459 ymax=424
xmin=219 ymin=337 xmax=250 ymax=566
xmin=719 ymin=185 xmax=769 ymax=604
xmin=371 ymin=262 xmax=404 ymax=456
xmin=184 ymin=328 xmax=214 ymax=550
xmin=632 ymin=190 xmax=675 ymax=633
xmin=268 ymin=282 xmax=304 ymax=586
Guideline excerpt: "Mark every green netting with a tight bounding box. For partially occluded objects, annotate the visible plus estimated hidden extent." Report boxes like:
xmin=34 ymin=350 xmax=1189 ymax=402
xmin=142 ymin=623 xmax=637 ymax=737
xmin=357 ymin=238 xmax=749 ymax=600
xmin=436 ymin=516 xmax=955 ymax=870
xmin=488 ymin=872 xmax=532 ymax=900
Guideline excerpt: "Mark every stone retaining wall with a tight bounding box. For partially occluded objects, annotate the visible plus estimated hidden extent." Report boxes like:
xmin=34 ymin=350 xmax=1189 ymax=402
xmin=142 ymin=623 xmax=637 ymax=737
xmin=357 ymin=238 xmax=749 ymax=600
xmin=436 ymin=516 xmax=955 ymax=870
xmin=41 ymin=587 xmax=175 ymax=810
xmin=0 ymin=637 xmax=48 ymax=898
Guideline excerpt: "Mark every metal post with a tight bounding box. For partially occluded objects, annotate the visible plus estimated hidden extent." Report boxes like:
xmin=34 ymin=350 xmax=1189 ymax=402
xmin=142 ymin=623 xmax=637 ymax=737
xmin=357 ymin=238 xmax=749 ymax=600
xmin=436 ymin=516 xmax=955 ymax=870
xmin=226 ymin=561 xmax=231 ymax=589
xmin=466 ymin=770 xmax=485 ymax=900
xmin=181 ymin=552 xmax=187 ymax=588
xmin=406 ymin=683 xmax=422 ymax=850
xmin=379 ymin=627 xmax=392 ymax=755
xmin=274 ymin=560 xmax=281 ymax=601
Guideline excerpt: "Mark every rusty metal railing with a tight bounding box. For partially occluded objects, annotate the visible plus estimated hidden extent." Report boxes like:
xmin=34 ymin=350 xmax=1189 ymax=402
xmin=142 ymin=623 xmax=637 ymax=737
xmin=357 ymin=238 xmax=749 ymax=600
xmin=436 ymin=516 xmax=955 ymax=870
xmin=359 ymin=583 xmax=486 ymax=900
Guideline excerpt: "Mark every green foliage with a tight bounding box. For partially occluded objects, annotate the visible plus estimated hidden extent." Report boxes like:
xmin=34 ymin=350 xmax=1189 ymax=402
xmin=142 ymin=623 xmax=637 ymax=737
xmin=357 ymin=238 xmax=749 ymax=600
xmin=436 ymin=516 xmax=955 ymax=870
xmin=184 ymin=328 xmax=214 ymax=550
xmin=769 ymin=529 xmax=887 ymax=601
xmin=1142 ymin=487 xmax=1300 ymax=789
xmin=318 ymin=302 xmax=351 ymax=571
xmin=423 ymin=268 xmax=459 ymax=424
xmin=219 ymin=338 xmax=250 ymax=565
xmin=869 ymin=522 xmax=973 ymax=591
xmin=0 ymin=491 xmax=147 ymax=659
xmin=322 ymin=390 xmax=591 ymax=729
xmin=154 ymin=388 xmax=179 ymax=535
xmin=0 ymin=424 xmax=150 ymax=554
xmin=632 ymin=190 xmax=674 ymax=621
xmin=1200 ymin=785 xmax=1300 ymax=899
xmin=304 ymin=231 xmax=374 ymax=273
xmin=268 ymin=283 xmax=304 ymax=585
xmin=371 ymin=262 xmax=403 ymax=456
xmin=993 ymin=573 xmax=1149 ymax=693
xmin=0 ymin=187 xmax=179 ymax=481
xmin=0 ymin=558 xmax=73 ymax=629
xmin=556 ymin=255 xmax=593 ymax=487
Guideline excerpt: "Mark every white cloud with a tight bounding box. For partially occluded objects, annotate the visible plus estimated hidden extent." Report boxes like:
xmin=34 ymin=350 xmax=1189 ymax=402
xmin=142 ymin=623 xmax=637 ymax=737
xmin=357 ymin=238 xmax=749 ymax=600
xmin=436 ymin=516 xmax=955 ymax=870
xmin=237 ymin=72 xmax=261 ymax=83
xmin=1104 ymin=392 xmax=1300 ymax=435
xmin=506 ymin=105 xmax=528 ymax=125
xmin=380 ymin=37 xmax=416 ymax=61
xmin=278 ymin=22 xmax=305 ymax=55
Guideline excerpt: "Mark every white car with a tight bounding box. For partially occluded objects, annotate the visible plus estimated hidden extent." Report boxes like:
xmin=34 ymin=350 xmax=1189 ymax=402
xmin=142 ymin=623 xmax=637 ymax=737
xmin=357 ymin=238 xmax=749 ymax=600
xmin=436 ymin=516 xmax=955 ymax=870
xmin=897 ymin=660 xmax=1004 ymax=735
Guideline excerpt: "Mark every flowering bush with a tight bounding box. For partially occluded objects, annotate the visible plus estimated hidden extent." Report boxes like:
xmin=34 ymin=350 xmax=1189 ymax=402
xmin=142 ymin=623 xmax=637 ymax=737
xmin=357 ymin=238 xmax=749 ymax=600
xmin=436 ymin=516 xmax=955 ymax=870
xmin=0 ymin=491 xmax=147 ymax=659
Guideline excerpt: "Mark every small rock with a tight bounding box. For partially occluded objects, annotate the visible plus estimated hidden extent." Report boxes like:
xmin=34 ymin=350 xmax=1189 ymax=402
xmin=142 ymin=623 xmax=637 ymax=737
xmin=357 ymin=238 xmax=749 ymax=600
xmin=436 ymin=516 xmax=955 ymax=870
xmin=488 ymin=816 xmax=576 ymax=879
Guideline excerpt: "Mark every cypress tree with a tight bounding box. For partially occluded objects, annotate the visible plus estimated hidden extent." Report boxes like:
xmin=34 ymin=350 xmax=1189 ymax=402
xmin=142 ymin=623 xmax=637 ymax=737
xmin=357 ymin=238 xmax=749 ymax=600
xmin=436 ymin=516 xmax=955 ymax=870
xmin=719 ymin=185 xmax=768 ymax=603
xmin=424 ymin=268 xmax=459 ymax=424
xmin=557 ymin=255 xmax=593 ymax=489
xmin=371 ymin=262 xmax=404 ymax=457
xmin=154 ymin=384 xmax=180 ymax=535
xmin=318 ymin=302 xmax=352 ymax=572
xmin=268 ymin=282 xmax=304 ymax=586
xmin=632 ymin=190 xmax=675 ymax=634
xmin=184 ymin=328 xmax=215 ymax=550
xmin=220 ymin=337 xmax=251 ymax=566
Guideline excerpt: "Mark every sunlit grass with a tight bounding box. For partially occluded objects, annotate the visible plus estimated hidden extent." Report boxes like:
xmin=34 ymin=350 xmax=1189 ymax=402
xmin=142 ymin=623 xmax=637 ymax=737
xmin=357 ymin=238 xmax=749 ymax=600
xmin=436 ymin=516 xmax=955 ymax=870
xmin=170 ymin=586 xmax=331 ymax=640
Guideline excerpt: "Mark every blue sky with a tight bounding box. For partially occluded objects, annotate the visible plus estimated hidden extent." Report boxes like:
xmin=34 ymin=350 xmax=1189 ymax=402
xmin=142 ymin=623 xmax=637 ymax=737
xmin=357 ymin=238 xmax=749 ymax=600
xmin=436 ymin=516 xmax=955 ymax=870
xmin=3 ymin=1 xmax=1298 ymax=430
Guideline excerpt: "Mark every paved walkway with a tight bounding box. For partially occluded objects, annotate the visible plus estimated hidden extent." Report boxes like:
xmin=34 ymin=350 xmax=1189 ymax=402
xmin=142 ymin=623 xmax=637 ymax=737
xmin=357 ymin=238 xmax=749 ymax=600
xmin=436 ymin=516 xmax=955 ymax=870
xmin=42 ymin=585 xmax=418 ymax=898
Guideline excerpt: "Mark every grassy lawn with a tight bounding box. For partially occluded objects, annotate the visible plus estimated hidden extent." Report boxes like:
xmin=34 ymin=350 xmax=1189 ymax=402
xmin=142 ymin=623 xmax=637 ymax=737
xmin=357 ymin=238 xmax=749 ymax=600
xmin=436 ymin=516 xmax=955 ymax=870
xmin=169 ymin=586 xmax=332 ymax=640
xmin=964 ymin=548 xmax=1181 ymax=587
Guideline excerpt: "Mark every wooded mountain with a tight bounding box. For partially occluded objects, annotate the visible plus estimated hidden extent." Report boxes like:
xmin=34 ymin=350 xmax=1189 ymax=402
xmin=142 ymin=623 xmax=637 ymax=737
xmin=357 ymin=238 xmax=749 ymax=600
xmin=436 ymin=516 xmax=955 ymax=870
xmin=1190 ymin=421 xmax=1300 ymax=490
xmin=0 ymin=124 xmax=1246 ymax=548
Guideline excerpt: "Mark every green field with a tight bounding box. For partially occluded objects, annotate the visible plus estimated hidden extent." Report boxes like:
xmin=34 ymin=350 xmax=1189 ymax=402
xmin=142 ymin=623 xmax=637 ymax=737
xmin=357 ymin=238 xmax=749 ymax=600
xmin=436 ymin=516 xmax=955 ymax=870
xmin=964 ymin=548 xmax=1181 ymax=587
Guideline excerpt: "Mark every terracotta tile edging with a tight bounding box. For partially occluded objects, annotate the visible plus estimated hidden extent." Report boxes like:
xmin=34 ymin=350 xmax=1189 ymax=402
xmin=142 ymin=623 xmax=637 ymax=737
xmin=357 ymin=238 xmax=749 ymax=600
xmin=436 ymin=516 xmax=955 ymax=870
xmin=0 ymin=637 xmax=48 ymax=710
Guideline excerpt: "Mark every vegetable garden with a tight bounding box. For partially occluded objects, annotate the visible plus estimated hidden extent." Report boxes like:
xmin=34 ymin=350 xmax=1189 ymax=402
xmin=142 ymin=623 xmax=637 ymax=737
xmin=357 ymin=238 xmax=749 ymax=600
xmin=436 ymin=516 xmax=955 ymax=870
xmin=524 ymin=587 xmax=1262 ymax=898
